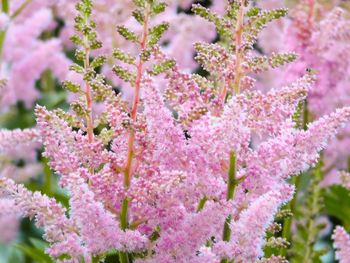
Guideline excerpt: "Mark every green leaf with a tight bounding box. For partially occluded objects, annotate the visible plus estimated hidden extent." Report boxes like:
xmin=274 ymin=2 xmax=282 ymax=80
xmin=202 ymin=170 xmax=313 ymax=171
xmin=152 ymin=2 xmax=167 ymax=15
xmin=29 ymin=238 xmax=49 ymax=251
xmin=323 ymin=185 xmax=350 ymax=230
xmin=149 ymin=59 xmax=175 ymax=76
xmin=15 ymin=244 xmax=53 ymax=263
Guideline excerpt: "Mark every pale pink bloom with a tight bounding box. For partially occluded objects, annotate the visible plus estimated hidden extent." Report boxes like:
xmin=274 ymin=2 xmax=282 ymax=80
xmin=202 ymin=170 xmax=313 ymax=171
xmin=214 ymin=184 xmax=294 ymax=261
xmin=0 ymin=199 xmax=21 ymax=243
xmin=0 ymin=6 xmax=71 ymax=108
xmin=333 ymin=226 xmax=350 ymax=263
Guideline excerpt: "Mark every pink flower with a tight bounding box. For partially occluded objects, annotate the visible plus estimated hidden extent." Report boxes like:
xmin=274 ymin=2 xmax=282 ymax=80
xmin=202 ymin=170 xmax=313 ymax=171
xmin=333 ymin=226 xmax=350 ymax=263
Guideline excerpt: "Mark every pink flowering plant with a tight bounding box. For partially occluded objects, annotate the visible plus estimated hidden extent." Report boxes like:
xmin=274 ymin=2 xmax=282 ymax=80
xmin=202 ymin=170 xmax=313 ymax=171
xmin=1 ymin=0 xmax=350 ymax=262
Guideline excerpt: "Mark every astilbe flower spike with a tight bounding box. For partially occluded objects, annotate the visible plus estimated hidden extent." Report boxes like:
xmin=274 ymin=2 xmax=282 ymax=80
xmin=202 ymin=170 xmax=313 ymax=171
xmin=0 ymin=177 xmax=86 ymax=260
xmin=258 ymin=0 xmax=350 ymax=181
xmin=0 ymin=0 xmax=71 ymax=108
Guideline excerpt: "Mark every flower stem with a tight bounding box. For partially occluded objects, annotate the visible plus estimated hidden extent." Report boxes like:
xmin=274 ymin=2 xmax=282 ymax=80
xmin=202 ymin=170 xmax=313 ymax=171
xmin=83 ymin=44 xmax=94 ymax=143
xmin=221 ymin=152 xmax=237 ymax=263
xmin=0 ymin=0 xmax=9 ymax=65
xmin=119 ymin=198 xmax=130 ymax=263
xmin=232 ymin=0 xmax=245 ymax=95
xmin=120 ymin=198 xmax=129 ymax=231
xmin=197 ymin=196 xmax=207 ymax=212
xmin=2 ymin=0 xmax=9 ymax=13
xmin=119 ymin=7 xmax=150 ymax=263
xmin=119 ymin=252 xmax=130 ymax=263
xmin=123 ymin=4 xmax=149 ymax=188
xmin=11 ymin=0 xmax=32 ymax=20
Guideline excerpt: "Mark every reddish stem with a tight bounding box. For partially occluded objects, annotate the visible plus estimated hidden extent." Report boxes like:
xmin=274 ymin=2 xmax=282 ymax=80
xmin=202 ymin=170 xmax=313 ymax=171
xmin=84 ymin=47 xmax=94 ymax=143
xmin=123 ymin=7 xmax=150 ymax=188
xmin=232 ymin=0 xmax=245 ymax=95
xmin=308 ymin=0 xmax=315 ymax=27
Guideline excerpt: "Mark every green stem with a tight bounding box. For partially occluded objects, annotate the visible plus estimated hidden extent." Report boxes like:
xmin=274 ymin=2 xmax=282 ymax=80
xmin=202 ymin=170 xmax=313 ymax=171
xmin=119 ymin=198 xmax=130 ymax=263
xmin=223 ymin=215 xmax=232 ymax=242
xmin=2 ymin=0 xmax=9 ymax=13
xmin=120 ymin=198 xmax=129 ymax=231
xmin=0 ymin=0 xmax=8 ymax=66
xmin=279 ymin=175 xmax=300 ymax=257
xmin=302 ymin=100 xmax=309 ymax=131
xmin=197 ymin=196 xmax=207 ymax=212
xmin=119 ymin=252 xmax=130 ymax=263
xmin=11 ymin=0 xmax=33 ymax=20
xmin=0 ymin=30 xmax=6 ymax=64
xmin=226 ymin=152 xmax=237 ymax=201
xmin=221 ymin=152 xmax=237 ymax=263
xmin=40 ymin=70 xmax=55 ymax=93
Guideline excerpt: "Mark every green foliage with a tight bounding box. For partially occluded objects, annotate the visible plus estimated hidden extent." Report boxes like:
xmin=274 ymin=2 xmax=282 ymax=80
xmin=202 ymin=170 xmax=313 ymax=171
xmin=292 ymin=101 xmax=305 ymax=130
xmin=69 ymin=63 xmax=85 ymax=74
xmin=147 ymin=22 xmax=169 ymax=47
xmin=51 ymin=111 xmax=80 ymax=131
xmin=62 ymin=81 xmax=81 ymax=93
xmin=289 ymin=160 xmax=328 ymax=263
xmin=90 ymin=74 xmax=114 ymax=102
xmin=133 ymin=0 xmax=146 ymax=8
xmin=244 ymin=8 xmax=288 ymax=45
xmin=73 ymin=0 xmax=102 ymax=50
xmin=90 ymin=55 xmax=107 ymax=69
xmin=194 ymin=42 xmax=228 ymax=72
xmin=132 ymin=9 xmax=144 ymax=24
xmin=191 ymin=74 xmax=215 ymax=91
xmin=113 ymin=48 xmax=136 ymax=65
xmin=117 ymin=26 xmax=139 ymax=43
xmin=151 ymin=2 xmax=167 ymax=16
xmin=192 ymin=4 xmax=232 ymax=39
xmin=70 ymin=35 xmax=83 ymax=46
xmin=71 ymin=101 xmax=88 ymax=117
xmin=148 ymin=59 xmax=175 ymax=76
xmin=112 ymin=65 xmax=136 ymax=83
xmin=248 ymin=52 xmax=297 ymax=73
xmin=324 ymin=185 xmax=350 ymax=230
xmin=15 ymin=238 xmax=53 ymax=263
xmin=269 ymin=52 xmax=298 ymax=68
xmin=99 ymin=128 xmax=114 ymax=145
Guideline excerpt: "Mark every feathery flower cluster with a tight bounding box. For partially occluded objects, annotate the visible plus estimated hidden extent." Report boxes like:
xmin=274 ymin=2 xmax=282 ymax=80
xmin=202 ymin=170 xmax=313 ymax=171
xmin=0 ymin=0 xmax=71 ymax=109
xmin=258 ymin=0 xmax=350 ymax=182
xmin=333 ymin=226 xmax=350 ymax=263
xmin=0 ymin=198 xmax=21 ymax=243
xmin=1 ymin=0 xmax=350 ymax=262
